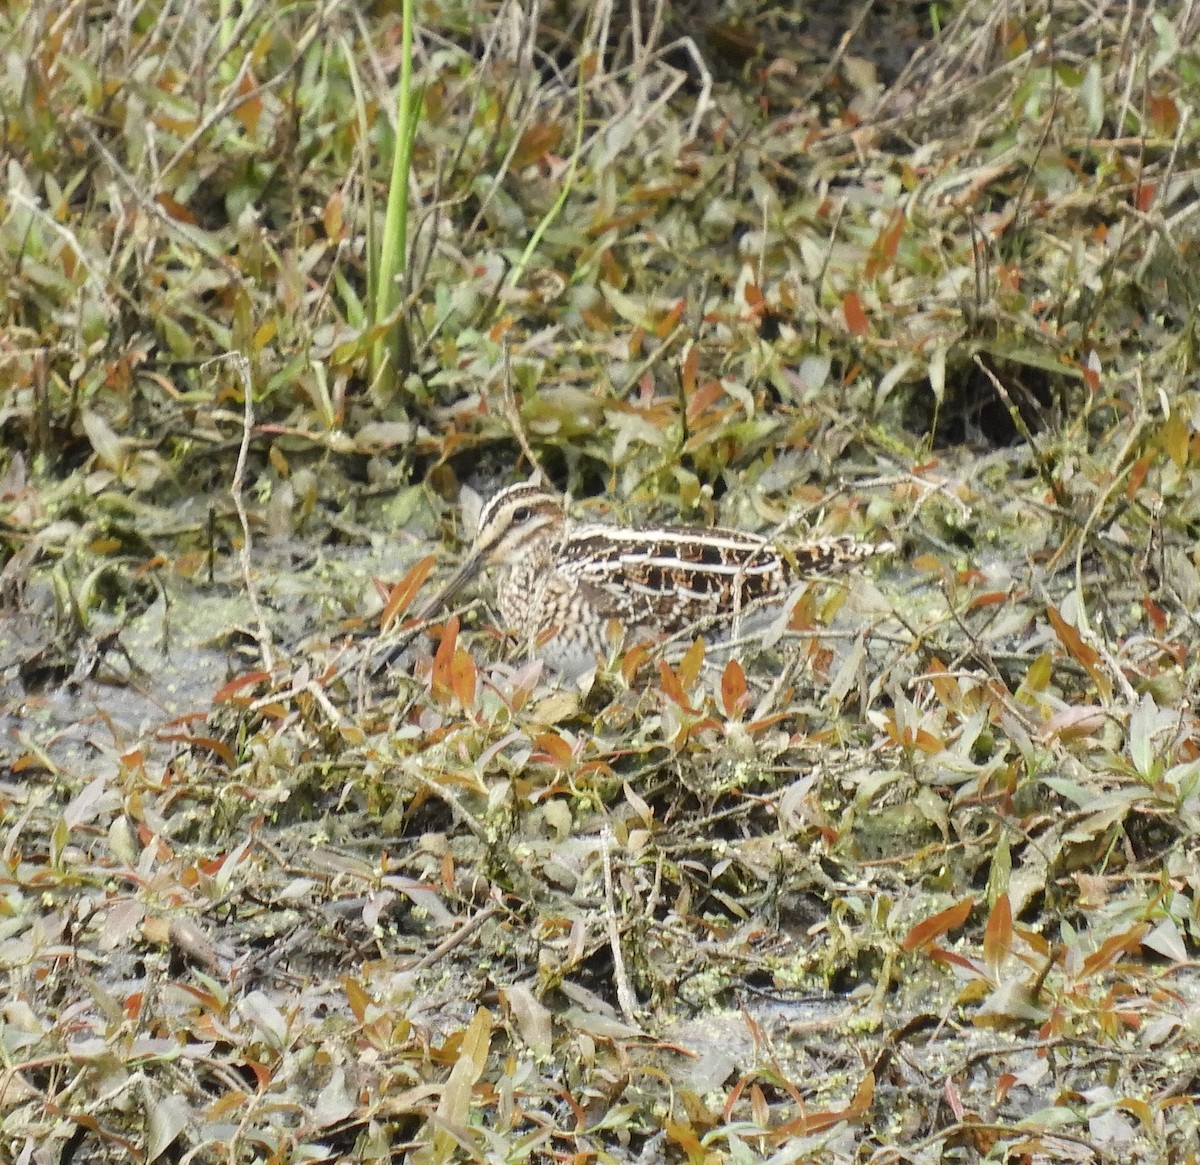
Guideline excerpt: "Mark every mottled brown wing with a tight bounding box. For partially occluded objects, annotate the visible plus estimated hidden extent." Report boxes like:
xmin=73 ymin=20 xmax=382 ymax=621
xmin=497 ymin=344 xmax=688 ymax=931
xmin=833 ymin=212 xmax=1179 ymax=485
xmin=566 ymin=535 xmax=790 ymax=636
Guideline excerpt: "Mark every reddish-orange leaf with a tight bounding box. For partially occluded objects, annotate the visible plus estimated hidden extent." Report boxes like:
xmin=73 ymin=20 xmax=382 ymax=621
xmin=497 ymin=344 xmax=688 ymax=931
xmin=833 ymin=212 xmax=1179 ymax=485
xmin=681 ymin=343 xmax=699 ymax=394
xmin=1125 ymin=451 xmax=1155 ymax=500
xmin=997 ymin=263 xmax=1021 ymax=292
xmin=744 ymin=711 xmax=791 ymax=736
xmin=968 ymin=590 xmax=1012 ymax=610
xmin=842 ymin=290 xmax=869 ymax=336
xmin=884 ymin=715 xmax=943 ymax=754
xmin=212 ymin=671 xmax=270 ymax=704
xmin=232 ymin=70 xmax=263 ymax=133
xmin=1080 ymin=924 xmax=1149 ymax=978
xmin=154 ymin=192 xmax=197 ymax=225
xmin=1134 ymin=181 xmax=1156 ymax=212
xmin=380 ymin=555 xmax=437 ymax=631
xmin=923 ymin=660 xmax=960 ymax=708
xmin=532 ymin=732 xmax=573 ymax=768
xmin=1148 ymin=92 xmax=1179 ymax=135
xmin=984 ymin=893 xmax=1012 ymax=973
xmin=902 ymin=897 xmax=975 ymax=951
xmin=512 ymin=122 xmax=563 ymax=168
xmin=743 ymin=281 xmax=765 ymax=317
xmin=1045 ymin=606 xmax=1100 ymax=669
xmin=620 ymin=641 xmax=654 ymax=684
xmin=450 ymin=647 xmax=476 ymax=708
xmin=721 ymin=658 xmax=749 ymax=719
xmin=777 ymin=1106 xmax=843 ymax=1137
xmin=176 ymin=735 xmax=237 ymax=768
xmin=1140 ymin=597 xmax=1167 ymax=635
xmin=995 ymin=1072 xmax=1018 ymax=1104
xmin=865 ymin=210 xmax=906 ymax=278
xmin=686 ymin=379 xmax=724 ymax=423
xmin=656 ymin=660 xmax=693 ymax=712
xmin=1038 ymin=1005 xmax=1067 ymax=1041
xmin=721 ymin=1075 xmax=748 ymax=1122
xmin=776 ymin=1072 xmax=873 ymax=1137
xmin=655 ymin=297 xmax=685 ymax=339
xmin=488 ymin=316 xmax=515 ymax=342
xmin=787 ymin=588 xmax=817 ymax=631
xmin=431 ymin=615 xmax=459 ymax=700
xmin=245 ymin=1060 xmax=271 ymax=1089
xmin=928 ymin=947 xmax=985 ymax=975
xmin=913 ymin=727 xmax=945 ymax=753
xmin=577 ymin=759 xmax=616 ymax=780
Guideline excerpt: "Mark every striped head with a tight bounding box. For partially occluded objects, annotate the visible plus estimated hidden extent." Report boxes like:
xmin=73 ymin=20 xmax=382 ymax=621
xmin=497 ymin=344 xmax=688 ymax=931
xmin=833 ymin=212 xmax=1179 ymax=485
xmin=411 ymin=480 xmax=564 ymax=620
xmin=469 ymin=481 xmax=565 ymax=566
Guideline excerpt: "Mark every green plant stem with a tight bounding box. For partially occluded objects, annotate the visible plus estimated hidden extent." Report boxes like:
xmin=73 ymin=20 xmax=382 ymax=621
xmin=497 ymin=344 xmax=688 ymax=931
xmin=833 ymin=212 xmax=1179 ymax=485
xmin=371 ymin=0 xmax=416 ymax=393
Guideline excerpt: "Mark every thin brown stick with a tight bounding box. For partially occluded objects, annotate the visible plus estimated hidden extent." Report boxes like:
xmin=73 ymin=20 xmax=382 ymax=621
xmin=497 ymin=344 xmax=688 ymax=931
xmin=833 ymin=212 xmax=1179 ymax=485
xmin=501 ymin=344 xmax=545 ymax=480
xmin=403 ymin=902 xmax=501 ymax=972
xmin=601 ymin=826 xmax=642 ymax=1028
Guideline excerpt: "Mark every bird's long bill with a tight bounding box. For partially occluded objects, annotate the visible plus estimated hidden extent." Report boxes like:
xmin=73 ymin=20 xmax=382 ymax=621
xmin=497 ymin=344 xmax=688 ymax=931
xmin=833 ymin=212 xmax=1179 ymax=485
xmin=410 ymin=552 xmax=485 ymax=622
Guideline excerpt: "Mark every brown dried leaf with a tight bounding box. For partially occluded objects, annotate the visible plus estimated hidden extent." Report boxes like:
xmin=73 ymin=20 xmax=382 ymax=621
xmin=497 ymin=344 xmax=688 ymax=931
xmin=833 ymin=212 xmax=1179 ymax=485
xmin=431 ymin=615 xmax=459 ymax=701
xmin=381 ymin=555 xmax=437 ymax=631
xmin=984 ymin=893 xmax=1012 ymax=974
xmin=902 ymin=897 xmax=975 ymax=951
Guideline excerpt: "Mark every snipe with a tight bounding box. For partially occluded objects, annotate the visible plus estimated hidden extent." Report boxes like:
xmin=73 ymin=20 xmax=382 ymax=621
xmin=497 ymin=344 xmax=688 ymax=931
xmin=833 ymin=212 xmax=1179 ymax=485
xmin=396 ymin=480 xmax=893 ymax=681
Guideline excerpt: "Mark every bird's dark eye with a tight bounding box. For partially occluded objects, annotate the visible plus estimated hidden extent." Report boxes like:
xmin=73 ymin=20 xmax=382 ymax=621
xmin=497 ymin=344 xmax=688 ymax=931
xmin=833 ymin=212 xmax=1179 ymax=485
xmin=512 ymin=506 xmax=531 ymax=523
